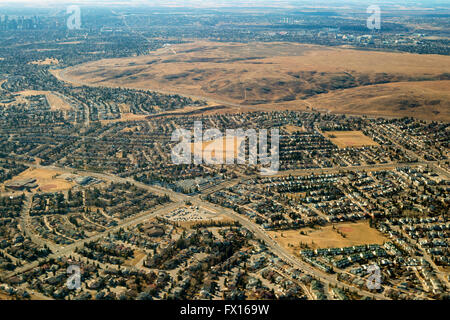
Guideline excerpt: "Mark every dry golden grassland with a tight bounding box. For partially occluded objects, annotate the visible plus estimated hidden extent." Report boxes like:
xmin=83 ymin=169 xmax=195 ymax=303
xmin=322 ymin=131 xmax=379 ymax=149
xmin=56 ymin=41 xmax=450 ymax=121
xmin=124 ymin=250 xmax=147 ymax=267
xmin=191 ymin=135 xmax=245 ymax=163
xmin=282 ymin=125 xmax=306 ymax=134
xmin=268 ymin=221 xmax=388 ymax=255
xmin=307 ymin=80 xmax=450 ymax=121
xmin=178 ymin=214 xmax=236 ymax=229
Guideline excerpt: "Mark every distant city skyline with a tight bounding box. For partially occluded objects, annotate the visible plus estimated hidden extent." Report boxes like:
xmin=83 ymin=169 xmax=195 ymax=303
xmin=1 ymin=0 xmax=449 ymax=8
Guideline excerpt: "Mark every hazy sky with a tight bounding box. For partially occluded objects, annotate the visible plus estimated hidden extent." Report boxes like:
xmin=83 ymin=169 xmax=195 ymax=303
xmin=0 ymin=0 xmax=447 ymax=9
xmin=0 ymin=0 xmax=392 ymax=4
xmin=0 ymin=0 xmax=298 ymax=8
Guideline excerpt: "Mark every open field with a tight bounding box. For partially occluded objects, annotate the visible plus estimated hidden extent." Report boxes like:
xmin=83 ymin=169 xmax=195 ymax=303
xmin=192 ymin=136 xmax=245 ymax=163
xmin=29 ymin=58 xmax=59 ymax=66
xmin=268 ymin=221 xmax=389 ymax=254
xmin=322 ymin=131 xmax=379 ymax=149
xmin=282 ymin=125 xmax=306 ymax=134
xmin=44 ymin=93 xmax=72 ymax=111
xmin=306 ymin=80 xmax=450 ymax=122
xmin=17 ymin=90 xmax=72 ymax=111
xmin=124 ymin=250 xmax=147 ymax=267
xmin=99 ymin=105 xmax=234 ymax=124
xmin=179 ymin=214 xmax=235 ymax=228
xmin=7 ymin=168 xmax=75 ymax=192
xmin=56 ymin=41 xmax=450 ymax=121
xmin=99 ymin=112 xmax=149 ymax=124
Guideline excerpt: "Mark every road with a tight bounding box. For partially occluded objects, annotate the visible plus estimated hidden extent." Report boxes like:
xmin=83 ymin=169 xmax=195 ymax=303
xmin=6 ymin=200 xmax=183 ymax=278
xmin=8 ymin=155 xmax=448 ymax=299
xmin=191 ymin=198 xmax=388 ymax=300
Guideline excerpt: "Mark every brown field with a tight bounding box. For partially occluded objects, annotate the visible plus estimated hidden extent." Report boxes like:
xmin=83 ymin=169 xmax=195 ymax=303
xmin=268 ymin=221 xmax=389 ymax=254
xmin=45 ymin=93 xmax=72 ymax=111
xmin=322 ymin=131 xmax=379 ymax=149
xmin=8 ymin=168 xmax=75 ymax=192
xmin=283 ymin=125 xmax=306 ymax=134
xmin=56 ymin=41 xmax=450 ymax=121
xmin=307 ymin=80 xmax=450 ymax=122
xmin=192 ymin=136 xmax=245 ymax=163
xmin=179 ymin=214 xmax=236 ymax=228
xmin=124 ymin=250 xmax=147 ymax=267
xmin=29 ymin=58 xmax=59 ymax=66
xmin=17 ymin=90 xmax=72 ymax=111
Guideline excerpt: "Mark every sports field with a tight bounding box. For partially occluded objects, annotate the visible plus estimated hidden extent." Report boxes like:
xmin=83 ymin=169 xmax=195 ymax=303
xmin=192 ymin=135 xmax=245 ymax=163
xmin=11 ymin=168 xmax=75 ymax=192
xmin=322 ymin=131 xmax=379 ymax=149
